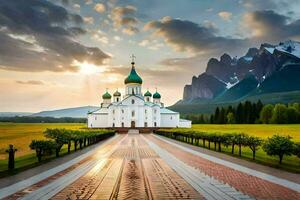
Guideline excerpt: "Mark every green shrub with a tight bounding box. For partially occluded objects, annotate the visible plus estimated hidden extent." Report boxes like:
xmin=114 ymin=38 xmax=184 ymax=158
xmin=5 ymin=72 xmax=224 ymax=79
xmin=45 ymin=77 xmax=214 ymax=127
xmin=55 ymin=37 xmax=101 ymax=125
xmin=29 ymin=140 xmax=57 ymax=162
xmin=29 ymin=129 xmax=115 ymax=162
xmin=246 ymin=136 xmax=263 ymax=160
xmin=294 ymin=143 xmax=300 ymax=159
xmin=263 ymin=135 xmax=294 ymax=164
xmin=44 ymin=128 xmax=69 ymax=157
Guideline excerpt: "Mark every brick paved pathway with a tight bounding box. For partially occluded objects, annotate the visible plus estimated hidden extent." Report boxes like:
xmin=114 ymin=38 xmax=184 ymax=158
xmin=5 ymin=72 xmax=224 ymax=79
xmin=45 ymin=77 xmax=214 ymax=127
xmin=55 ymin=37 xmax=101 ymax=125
xmin=1 ymin=132 xmax=299 ymax=200
xmin=145 ymin=134 xmax=300 ymax=200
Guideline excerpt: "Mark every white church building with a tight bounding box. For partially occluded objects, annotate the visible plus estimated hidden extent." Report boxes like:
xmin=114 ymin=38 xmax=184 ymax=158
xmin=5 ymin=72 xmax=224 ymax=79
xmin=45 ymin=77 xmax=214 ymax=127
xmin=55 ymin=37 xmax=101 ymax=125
xmin=87 ymin=59 xmax=191 ymax=129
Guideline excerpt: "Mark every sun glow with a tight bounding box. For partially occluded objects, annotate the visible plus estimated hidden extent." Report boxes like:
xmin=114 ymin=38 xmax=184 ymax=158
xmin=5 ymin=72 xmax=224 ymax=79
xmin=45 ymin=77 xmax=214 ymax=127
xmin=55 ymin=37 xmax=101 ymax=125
xmin=72 ymin=60 xmax=106 ymax=75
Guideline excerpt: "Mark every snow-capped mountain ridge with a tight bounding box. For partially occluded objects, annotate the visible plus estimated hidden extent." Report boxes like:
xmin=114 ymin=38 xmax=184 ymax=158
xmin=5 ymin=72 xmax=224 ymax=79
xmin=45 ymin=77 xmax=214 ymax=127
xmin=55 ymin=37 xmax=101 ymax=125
xmin=182 ymin=40 xmax=300 ymax=103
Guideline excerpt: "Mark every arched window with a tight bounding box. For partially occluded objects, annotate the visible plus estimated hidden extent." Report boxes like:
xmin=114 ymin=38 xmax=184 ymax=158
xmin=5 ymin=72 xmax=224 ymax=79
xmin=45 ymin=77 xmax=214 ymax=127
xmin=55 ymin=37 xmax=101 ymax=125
xmin=154 ymin=122 xmax=157 ymax=127
xmin=121 ymin=122 xmax=124 ymax=127
xmin=112 ymin=109 xmax=115 ymax=114
xmin=144 ymin=122 xmax=148 ymax=127
xmin=132 ymin=110 xmax=135 ymax=117
xmin=121 ymin=109 xmax=124 ymax=114
xmin=131 ymin=99 xmax=135 ymax=104
xmin=145 ymin=109 xmax=147 ymax=114
xmin=116 ymin=97 xmax=119 ymax=102
xmin=154 ymin=109 xmax=157 ymax=114
xmin=112 ymin=123 xmax=115 ymax=127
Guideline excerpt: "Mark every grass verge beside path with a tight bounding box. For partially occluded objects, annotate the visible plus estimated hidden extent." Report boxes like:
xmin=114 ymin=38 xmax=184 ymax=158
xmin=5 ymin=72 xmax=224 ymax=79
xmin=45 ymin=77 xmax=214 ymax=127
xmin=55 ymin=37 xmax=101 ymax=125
xmin=157 ymin=124 xmax=300 ymax=173
xmin=0 ymin=123 xmax=116 ymax=177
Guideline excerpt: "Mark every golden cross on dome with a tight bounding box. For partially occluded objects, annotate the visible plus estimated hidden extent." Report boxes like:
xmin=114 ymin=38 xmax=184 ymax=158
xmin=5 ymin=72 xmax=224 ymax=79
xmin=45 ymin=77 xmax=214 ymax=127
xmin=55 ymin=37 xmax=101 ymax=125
xmin=130 ymin=54 xmax=136 ymax=63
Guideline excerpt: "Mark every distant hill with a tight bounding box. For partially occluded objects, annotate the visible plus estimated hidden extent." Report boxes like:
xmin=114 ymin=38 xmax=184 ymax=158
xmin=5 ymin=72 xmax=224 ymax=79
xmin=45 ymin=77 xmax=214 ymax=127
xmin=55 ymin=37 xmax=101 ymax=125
xmin=0 ymin=112 xmax=33 ymax=117
xmin=169 ymin=91 xmax=300 ymax=114
xmin=31 ymin=106 xmax=99 ymax=118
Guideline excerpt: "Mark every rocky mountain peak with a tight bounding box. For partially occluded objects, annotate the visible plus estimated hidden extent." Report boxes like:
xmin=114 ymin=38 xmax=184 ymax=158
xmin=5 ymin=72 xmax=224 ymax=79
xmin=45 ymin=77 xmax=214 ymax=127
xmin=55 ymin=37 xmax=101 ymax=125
xmin=220 ymin=53 xmax=232 ymax=65
xmin=182 ymin=40 xmax=300 ymax=103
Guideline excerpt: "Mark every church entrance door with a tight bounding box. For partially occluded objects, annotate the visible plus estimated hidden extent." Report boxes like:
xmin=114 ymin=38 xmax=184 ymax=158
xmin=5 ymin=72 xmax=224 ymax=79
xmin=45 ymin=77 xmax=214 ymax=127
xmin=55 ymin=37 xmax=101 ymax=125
xmin=131 ymin=121 xmax=135 ymax=128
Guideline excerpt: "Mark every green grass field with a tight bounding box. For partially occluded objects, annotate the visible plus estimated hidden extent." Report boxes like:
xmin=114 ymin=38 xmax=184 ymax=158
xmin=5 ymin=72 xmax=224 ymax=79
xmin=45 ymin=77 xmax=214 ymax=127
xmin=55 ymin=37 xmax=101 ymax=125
xmin=0 ymin=123 xmax=85 ymax=160
xmin=163 ymin=124 xmax=300 ymax=173
xmin=188 ymin=124 xmax=300 ymax=141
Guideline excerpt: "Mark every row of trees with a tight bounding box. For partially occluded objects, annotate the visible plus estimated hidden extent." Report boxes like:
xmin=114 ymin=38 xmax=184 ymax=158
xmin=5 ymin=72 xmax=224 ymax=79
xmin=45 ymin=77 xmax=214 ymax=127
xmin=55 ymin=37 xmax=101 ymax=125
xmin=30 ymin=129 xmax=115 ymax=162
xmin=211 ymin=100 xmax=264 ymax=124
xmin=155 ymin=130 xmax=300 ymax=164
xmin=183 ymin=101 xmax=300 ymax=124
xmin=260 ymin=103 xmax=300 ymax=124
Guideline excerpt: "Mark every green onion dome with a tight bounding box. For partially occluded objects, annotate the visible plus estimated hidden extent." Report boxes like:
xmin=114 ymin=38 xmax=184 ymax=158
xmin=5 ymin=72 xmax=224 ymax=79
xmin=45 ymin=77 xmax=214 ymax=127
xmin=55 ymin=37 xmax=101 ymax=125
xmin=124 ymin=62 xmax=143 ymax=84
xmin=144 ymin=90 xmax=152 ymax=97
xmin=153 ymin=91 xmax=161 ymax=99
xmin=102 ymin=91 xmax=112 ymax=99
xmin=113 ymin=90 xmax=121 ymax=96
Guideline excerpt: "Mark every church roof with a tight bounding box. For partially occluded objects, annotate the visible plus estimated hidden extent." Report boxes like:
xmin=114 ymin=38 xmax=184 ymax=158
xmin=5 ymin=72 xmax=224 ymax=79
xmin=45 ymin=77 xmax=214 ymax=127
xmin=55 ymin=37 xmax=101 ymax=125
xmin=113 ymin=90 xmax=121 ymax=96
xmin=153 ymin=91 xmax=161 ymax=99
xmin=88 ymin=107 xmax=108 ymax=114
xmin=124 ymin=62 xmax=143 ymax=84
xmin=144 ymin=90 xmax=152 ymax=97
xmin=102 ymin=91 xmax=111 ymax=99
xmin=160 ymin=107 xmax=178 ymax=114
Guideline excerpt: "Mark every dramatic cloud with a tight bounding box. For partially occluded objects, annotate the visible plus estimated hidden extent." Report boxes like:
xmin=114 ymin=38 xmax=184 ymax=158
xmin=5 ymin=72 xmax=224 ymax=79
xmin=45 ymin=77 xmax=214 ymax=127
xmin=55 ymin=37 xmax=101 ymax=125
xmin=138 ymin=39 xmax=164 ymax=50
xmin=83 ymin=16 xmax=94 ymax=24
xmin=73 ymin=3 xmax=80 ymax=11
xmin=240 ymin=0 xmax=279 ymax=9
xmin=85 ymin=0 xmax=93 ymax=5
xmin=111 ymin=5 xmax=139 ymax=35
xmin=94 ymin=3 xmax=106 ymax=13
xmin=218 ymin=11 xmax=232 ymax=21
xmin=0 ymin=0 xmax=110 ymax=72
xmin=16 ymin=80 xmax=45 ymax=85
xmin=144 ymin=17 xmax=249 ymax=55
xmin=243 ymin=10 xmax=300 ymax=41
xmin=240 ymin=0 xmax=300 ymax=10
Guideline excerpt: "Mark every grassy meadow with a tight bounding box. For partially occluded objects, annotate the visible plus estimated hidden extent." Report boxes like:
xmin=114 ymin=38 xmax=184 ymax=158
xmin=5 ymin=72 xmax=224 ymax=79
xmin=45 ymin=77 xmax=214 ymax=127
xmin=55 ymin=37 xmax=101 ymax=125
xmin=189 ymin=124 xmax=300 ymax=141
xmin=0 ymin=123 xmax=85 ymax=174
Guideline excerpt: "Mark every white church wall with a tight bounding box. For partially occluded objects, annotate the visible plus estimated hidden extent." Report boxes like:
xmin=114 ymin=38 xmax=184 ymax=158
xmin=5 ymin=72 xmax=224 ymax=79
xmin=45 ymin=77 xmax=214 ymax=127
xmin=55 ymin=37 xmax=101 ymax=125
xmin=160 ymin=113 xmax=180 ymax=127
xmin=88 ymin=113 xmax=108 ymax=128
xmin=152 ymin=107 xmax=160 ymax=127
xmin=144 ymin=106 xmax=153 ymax=127
xmin=122 ymin=95 xmax=144 ymax=106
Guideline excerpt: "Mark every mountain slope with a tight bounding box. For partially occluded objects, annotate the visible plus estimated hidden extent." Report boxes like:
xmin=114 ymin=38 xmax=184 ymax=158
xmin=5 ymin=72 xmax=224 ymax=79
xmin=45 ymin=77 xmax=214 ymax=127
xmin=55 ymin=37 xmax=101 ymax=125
xmin=253 ymin=64 xmax=300 ymax=95
xmin=169 ymin=91 xmax=300 ymax=114
xmin=183 ymin=73 xmax=226 ymax=101
xmin=31 ymin=106 xmax=99 ymax=118
xmin=0 ymin=112 xmax=33 ymax=117
xmin=215 ymin=74 xmax=259 ymax=102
